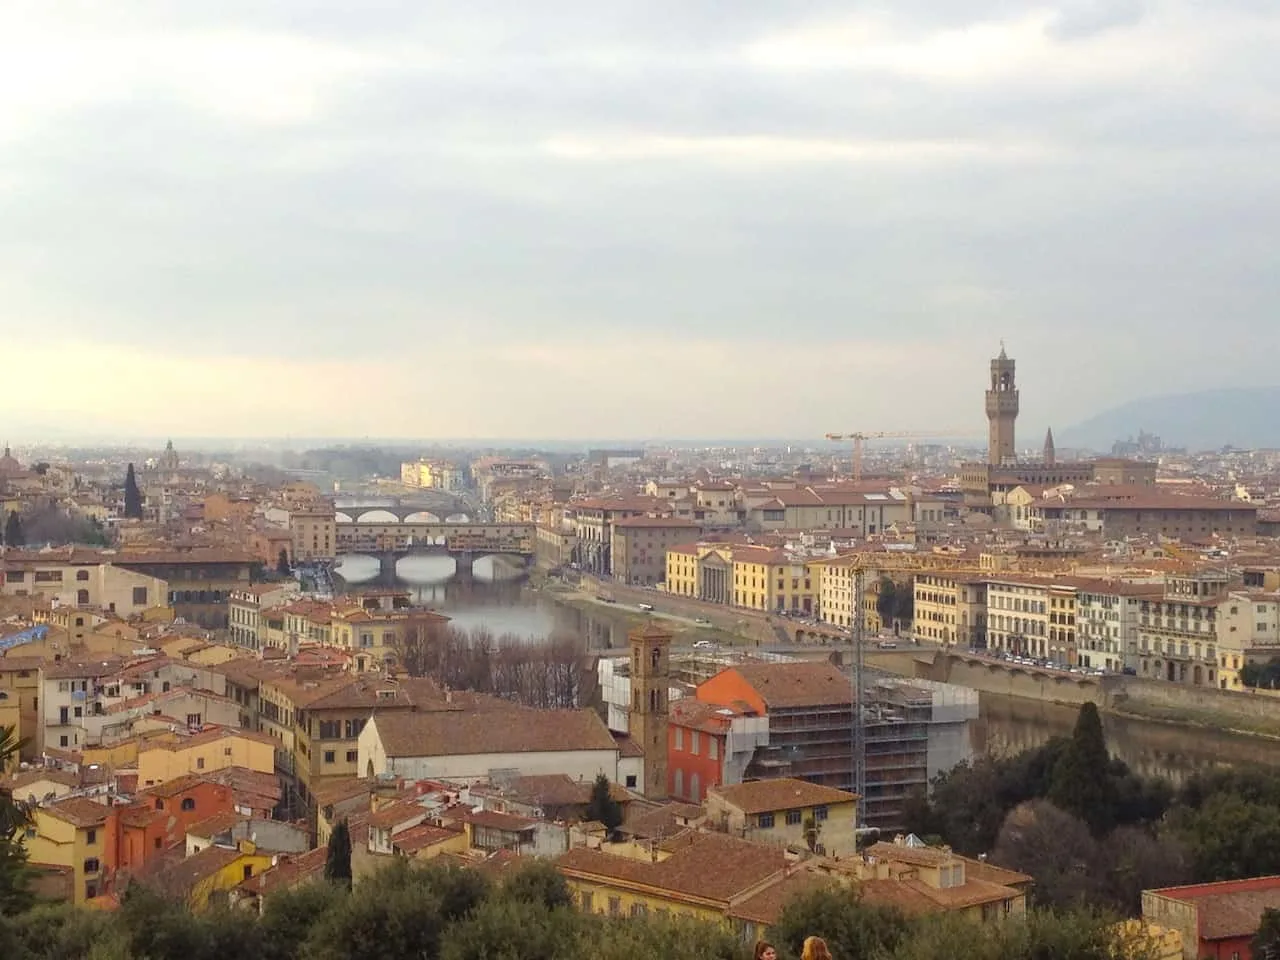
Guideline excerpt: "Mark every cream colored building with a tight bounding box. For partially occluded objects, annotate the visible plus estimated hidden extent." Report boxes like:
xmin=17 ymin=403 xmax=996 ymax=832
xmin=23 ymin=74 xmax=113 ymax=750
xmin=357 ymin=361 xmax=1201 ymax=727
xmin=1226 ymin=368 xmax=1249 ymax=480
xmin=985 ymin=577 xmax=1051 ymax=659
xmin=1 ymin=553 xmax=167 ymax=617
xmin=705 ymin=778 xmax=859 ymax=857
xmin=913 ymin=573 xmax=989 ymax=648
xmin=1134 ymin=572 xmax=1225 ymax=686
xmin=1213 ymin=590 xmax=1280 ymax=690
xmin=289 ymin=503 xmax=336 ymax=562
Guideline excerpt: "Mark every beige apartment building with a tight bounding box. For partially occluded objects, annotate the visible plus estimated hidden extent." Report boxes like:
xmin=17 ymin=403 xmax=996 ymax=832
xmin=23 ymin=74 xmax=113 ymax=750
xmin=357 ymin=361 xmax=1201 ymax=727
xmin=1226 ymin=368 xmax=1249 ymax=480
xmin=289 ymin=503 xmax=336 ymax=562
xmin=1 ymin=550 xmax=167 ymax=617
xmin=609 ymin=516 xmax=702 ymax=586
xmin=1215 ymin=591 xmax=1280 ymax=690
xmin=1134 ymin=571 xmax=1226 ymax=686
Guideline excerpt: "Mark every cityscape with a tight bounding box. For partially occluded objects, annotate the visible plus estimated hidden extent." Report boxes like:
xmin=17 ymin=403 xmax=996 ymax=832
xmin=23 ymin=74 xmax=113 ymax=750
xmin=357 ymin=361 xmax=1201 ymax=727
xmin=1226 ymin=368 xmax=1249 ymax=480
xmin=4 ymin=3 xmax=1280 ymax=959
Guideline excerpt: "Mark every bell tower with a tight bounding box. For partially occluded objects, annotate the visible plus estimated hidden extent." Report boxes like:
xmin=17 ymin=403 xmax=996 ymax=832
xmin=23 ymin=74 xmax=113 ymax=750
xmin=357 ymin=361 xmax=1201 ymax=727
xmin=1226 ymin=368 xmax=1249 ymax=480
xmin=985 ymin=344 xmax=1019 ymax=465
xmin=629 ymin=621 xmax=671 ymax=800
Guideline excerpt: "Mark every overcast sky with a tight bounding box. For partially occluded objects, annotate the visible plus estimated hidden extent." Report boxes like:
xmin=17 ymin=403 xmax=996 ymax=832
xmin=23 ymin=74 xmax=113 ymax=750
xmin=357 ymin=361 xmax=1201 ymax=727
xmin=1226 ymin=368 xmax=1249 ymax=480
xmin=2 ymin=1 xmax=1277 ymax=441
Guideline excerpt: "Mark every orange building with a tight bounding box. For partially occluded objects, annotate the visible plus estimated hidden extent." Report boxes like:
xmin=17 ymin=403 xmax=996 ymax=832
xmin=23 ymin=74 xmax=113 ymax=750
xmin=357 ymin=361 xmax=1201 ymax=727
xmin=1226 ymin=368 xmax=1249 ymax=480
xmin=106 ymin=776 xmax=237 ymax=890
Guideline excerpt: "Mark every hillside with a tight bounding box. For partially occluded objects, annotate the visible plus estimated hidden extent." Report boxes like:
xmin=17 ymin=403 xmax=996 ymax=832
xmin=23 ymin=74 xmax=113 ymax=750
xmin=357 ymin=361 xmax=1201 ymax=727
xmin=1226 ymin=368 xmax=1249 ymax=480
xmin=1061 ymin=387 xmax=1280 ymax=452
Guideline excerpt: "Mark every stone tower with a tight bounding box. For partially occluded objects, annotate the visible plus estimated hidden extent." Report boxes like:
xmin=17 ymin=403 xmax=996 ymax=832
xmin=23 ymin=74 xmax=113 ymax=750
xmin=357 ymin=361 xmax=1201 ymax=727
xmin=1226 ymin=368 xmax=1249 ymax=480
xmin=629 ymin=621 xmax=671 ymax=800
xmin=1043 ymin=427 xmax=1056 ymax=466
xmin=985 ymin=344 xmax=1019 ymax=465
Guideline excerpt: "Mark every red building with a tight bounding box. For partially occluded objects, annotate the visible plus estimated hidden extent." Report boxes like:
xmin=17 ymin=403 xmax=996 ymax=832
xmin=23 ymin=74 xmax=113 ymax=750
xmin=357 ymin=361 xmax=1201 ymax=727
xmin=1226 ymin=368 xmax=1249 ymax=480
xmin=105 ymin=776 xmax=236 ymax=890
xmin=667 ymin=699 xmax=737 ymax=802
xmin=1143 ymin=876 xmax=1280 ymax=960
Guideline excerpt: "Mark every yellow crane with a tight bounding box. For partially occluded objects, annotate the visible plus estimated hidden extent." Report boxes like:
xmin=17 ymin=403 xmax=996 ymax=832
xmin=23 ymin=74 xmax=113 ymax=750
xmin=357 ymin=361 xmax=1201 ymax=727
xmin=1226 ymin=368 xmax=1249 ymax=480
xmin=824 ymin=430 xmax=964 ymax=482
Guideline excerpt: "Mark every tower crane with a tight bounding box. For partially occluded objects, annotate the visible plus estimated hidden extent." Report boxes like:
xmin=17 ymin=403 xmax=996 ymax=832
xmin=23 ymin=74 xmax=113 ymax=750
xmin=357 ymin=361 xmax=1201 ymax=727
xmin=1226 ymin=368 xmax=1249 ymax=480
xmin=824 ymin=431 xmax=964 ymax=482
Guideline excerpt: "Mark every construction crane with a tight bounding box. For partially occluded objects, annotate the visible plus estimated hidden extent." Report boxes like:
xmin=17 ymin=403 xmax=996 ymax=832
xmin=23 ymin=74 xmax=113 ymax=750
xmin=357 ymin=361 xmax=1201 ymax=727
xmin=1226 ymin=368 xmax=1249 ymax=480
xmin=824 ymin=431 xmax=964 ymax=482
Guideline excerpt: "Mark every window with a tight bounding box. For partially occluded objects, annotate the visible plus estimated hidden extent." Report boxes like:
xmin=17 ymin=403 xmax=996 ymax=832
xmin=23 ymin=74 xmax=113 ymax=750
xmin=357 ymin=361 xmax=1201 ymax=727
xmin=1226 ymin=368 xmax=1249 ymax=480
xmin=674 ymin=769 xmax=684 ymax=798
xmin=181 ymin=797 xmax=196 ymax=811
xmin=346 ymin=750 xmax=357 ymax=763
xmin=243 ymin=864 xmax=254 ymax=880
xmin=674 ymin=727 xmax=683 ymax=750
xmin=580 ymin=891 xmax=594 ymax=911
xmin=155 ymin=799 xmax=164 ymax=810
xmin=133 ymin=587 xmax=148 ymax=606
xmin=196 ymin=757 xmax=205 ymax=770
xmin=690 ymin=773 xmax=700 ymax=800
xmin=186 ymin=713 xmax=202 ymax=728
xmin=814 ymin=806 xmax=829 ymax=821
xmin=608 ymin=897 xmax=621 ymax=917
xmin=76 ymin=570 xmax=90 ymax=581
xmin=154 ymin=837 xmax=162 ymax=849
xmin=786 ymin=810 xmax=803 ymax=826
xmin=83 ymin=857 xmax=100 ymax=873
xmin=59 ymin=735 xmax=68 ymax=747
xmin=324 ymin=750 xmax=336 ymax=764
xmin=86 ymin=829 xmax=97 ymax=845
xmin=630 ymin=903 xmax=648 ymax=919
xmin=758 ymin=813 xmax=775 ymax=828
xmin=625 ymin=775 xmax=637 ymax=789
xmin=318 ymin=720 xmax=342 ymax=739
xmin=345 ymin=718 xmax=366 ymax=739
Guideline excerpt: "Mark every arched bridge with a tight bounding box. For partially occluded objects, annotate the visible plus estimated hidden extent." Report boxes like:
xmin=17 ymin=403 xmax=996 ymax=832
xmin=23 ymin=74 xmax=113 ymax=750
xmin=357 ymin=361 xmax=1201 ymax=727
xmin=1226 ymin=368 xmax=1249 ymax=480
xmin=335 ymin=521 xmax=534 ymax=557
xmin=334 ymin=495 xmax=471 ymax=524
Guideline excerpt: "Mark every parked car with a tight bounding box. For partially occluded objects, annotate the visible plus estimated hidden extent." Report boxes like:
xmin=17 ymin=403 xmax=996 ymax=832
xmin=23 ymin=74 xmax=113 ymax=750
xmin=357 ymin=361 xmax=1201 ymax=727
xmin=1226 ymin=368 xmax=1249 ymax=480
xmin=692 ymin=640 xmax=715 ymax=649
xmin=876 ymin=640 xmax=898 ymax=649
xmin=694 ymin=617 xmax=711 ymax=625
xmin=637 ymin=602 xmax=654 ymax=611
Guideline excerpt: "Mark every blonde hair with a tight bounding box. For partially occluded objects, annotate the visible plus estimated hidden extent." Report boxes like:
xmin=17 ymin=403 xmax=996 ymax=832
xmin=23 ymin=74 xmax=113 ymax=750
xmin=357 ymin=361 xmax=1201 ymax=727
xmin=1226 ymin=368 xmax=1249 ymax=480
xmin=801 ymin=936 xmax=832 ymax=960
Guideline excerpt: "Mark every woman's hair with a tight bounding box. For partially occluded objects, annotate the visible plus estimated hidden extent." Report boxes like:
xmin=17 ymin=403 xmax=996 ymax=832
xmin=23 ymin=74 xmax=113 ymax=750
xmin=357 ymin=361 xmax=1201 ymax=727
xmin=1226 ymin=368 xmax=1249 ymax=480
xmin=801 ymin=936 xmax=832 ymax=960
xmin=753 ymin=942 xmax=777 ymax=960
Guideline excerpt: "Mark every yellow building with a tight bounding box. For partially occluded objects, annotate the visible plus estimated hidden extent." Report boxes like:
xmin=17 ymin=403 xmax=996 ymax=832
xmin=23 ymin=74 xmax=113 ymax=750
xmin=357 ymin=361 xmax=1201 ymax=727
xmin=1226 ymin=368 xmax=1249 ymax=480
xmin=729 ymin=546 xmax=817 ymax=615
xmin=913 ymin=573 xmax=989 ymax=647
xmin=0 ymin=656 xmax=39 ymax=762
xmin=705 ymin=779 xmax=860 ymax=857
xmin=23 ymin=796 xmax=110 ymax=904
xmin=149 ymin=842 xmax=274 ymax=911
xmin=137 ymin=726 xmax=276 ymax=788
xmin=557 ymin=830 xmax=789 ymax=926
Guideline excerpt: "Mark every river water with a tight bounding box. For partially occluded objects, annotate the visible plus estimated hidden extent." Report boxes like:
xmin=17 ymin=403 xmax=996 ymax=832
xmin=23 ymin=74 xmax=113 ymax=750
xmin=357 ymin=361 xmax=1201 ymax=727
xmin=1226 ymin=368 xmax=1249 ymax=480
xmin=335 ymin=555 xmax=1280 ymax=779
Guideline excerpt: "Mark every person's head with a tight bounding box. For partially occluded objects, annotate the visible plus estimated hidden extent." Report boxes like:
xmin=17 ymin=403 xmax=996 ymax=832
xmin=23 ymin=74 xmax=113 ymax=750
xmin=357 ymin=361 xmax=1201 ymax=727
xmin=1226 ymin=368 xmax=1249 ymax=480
xmin=754 ymin=943 xmax=778 ymax=960
xmin=801 ymin=936 xmax=832 ymax=960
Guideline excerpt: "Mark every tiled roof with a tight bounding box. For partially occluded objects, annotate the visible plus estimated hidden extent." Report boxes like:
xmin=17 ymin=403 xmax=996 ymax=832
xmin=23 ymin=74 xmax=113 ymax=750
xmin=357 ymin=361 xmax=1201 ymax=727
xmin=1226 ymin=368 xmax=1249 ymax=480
xmin=859 ymin=875 xmax=1021 ymax=914
xmin=42 ymin=796 xmax=110 ymax=827
xmin=236 ymin=846 xmax=328 ymax=897
xmin=727 ymin=870 xmax=828 ymax=924
xmin=143 ymin=844 xmax=243 ymax=896
xmin=726 ymin=662 xmax=852 ymax=709
xmin=1149 ymin=878 xmax=1280 ymax=941
xmin=620 ymin=801 xmax=706 ymax=840
xmin=556 ymin=831 xmax=786 ymax=904
xmin=372 ymin=707 xmax=618 ymax=758
xmin=710 ymin=778 xmax=857 ymax=815
xmin=462 ymin=808 xmax=537 ymax=832
xmin=393 ymin=823 xmax=464 ymax=853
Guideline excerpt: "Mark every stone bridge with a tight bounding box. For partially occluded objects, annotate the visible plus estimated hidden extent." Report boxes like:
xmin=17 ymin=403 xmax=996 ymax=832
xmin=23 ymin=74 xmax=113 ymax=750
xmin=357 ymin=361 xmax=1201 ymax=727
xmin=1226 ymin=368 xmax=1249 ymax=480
xmin=334 ymin=495 xmax=470 ymax=523
xmin=335 ymin=522 xmax=535 ymax=580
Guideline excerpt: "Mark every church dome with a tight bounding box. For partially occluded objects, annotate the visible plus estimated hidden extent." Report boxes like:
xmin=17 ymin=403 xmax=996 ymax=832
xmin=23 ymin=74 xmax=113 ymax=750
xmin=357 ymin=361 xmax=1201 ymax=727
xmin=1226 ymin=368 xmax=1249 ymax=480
xmin=0 ymin=445 xmax=23 ymax=477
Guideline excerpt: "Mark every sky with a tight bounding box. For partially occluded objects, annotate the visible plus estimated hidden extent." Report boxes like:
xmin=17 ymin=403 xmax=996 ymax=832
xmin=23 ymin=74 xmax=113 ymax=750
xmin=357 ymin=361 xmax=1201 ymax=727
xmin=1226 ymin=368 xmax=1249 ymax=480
xmin=2 ymin=1 xmax=1278 ymax=442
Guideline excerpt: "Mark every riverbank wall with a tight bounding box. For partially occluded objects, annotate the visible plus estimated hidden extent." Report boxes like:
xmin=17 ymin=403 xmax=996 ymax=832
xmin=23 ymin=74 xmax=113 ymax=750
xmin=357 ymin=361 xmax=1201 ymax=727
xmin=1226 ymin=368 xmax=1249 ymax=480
xmin=908 ymin=651 xmax=1280 ymax=739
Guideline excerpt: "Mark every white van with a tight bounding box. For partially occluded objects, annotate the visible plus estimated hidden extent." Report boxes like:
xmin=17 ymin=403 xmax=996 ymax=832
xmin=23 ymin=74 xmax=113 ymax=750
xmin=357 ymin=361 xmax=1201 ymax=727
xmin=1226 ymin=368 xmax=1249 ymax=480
xmin=637 ymin=603 xmax=655 ymax=611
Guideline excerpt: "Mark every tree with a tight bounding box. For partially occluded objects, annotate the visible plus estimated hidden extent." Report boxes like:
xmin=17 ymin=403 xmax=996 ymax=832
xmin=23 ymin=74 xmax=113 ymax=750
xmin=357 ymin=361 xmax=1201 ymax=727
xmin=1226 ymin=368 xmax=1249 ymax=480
xmin=1048 ymin=703 xmax=1117 ymax=836
xmin=325 ymin=819 xmax=352 ymax=889
xmin=123 ymin=463 xmax=143 ymax=520
xmin=3 ymin=512 xmax=22 ymax=548
xmin=992 ymin=801 xmax=1106 ymax=910
xmin=876 ymin=578 xmax=898 ymax=632
xmin=277 ymin=549 xmax=292 ymax=578
xmin=773 ymin=885 xmax=910 ymax=960
xmin=0 ymin=725 xmax=33 ymax=916
xmin=500 ymin=861 xmax=574 ymax=911
xmin=585 ymin=774 xmax=623 ymax=837
xmin=1253 ymin=908 xmax=1280 ymax=960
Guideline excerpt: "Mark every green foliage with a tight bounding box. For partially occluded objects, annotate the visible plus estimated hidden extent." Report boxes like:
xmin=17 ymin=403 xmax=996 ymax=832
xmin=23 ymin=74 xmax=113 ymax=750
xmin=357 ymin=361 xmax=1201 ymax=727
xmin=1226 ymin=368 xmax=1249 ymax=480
xmin=325 ymin=820 xmax=352 ymax=888
xmin=577 ymin=910 xmax=748 ymax=960
xmin=0 ymin=726 xmax=33 ymax=917
xmin=890 ymin=909 xmax=1130 ymax=960
xmin=303 ymin=874 xmax=446 ymax=960
xmin=1253 ymin=907 xmax=1280 ymax=960
xmin=1167 ymin=791 xmax=1280 ymax=882
xmin=4 ymin=511 xmax=23 ymax=547
xmin=586 ymin=773 xmax=623 ymax=835
xmin=123 ymin=464 xmax=143 ymax=520
xmin=4 ymin=902 xmax=114 ymax=959
xmin=773 ymin=886 xmax=909 ymax=960
xmin=1242 ymin=658 xmax=1280 ymax=690
xmin=500 ymin=860 xmax=574 ymax=911
xmin=259 ymin=883 xmax=348 ymax=960
xmin=440 ymin=897 xmax=579 ymax=960
xmin=1048 ymin=703 xmax=1117 ymax=836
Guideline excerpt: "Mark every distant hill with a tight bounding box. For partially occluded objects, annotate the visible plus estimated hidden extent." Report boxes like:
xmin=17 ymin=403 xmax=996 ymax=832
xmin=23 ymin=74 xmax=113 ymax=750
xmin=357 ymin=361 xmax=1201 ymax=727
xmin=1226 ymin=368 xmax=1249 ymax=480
xmin=1061 ymin=387 xmax=1280 ymax=452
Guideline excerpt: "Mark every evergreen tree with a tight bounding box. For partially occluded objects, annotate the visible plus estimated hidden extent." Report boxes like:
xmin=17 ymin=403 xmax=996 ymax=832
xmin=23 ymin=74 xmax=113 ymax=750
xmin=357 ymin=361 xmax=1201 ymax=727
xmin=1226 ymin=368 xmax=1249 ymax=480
xmin=277 ymin=548 xmax=291 ymax=578
xmin=325 ymin=819 xmax=352 ymax=888
xmin=123 ymin=463 xmax=143 ymax=520
xmin=585 ymin=773 xmax=623 ymax=837
xmin=1254 ymin=908 xmax=1280 ymax=960
xmin=1048 ymin=702 xmax=1117 ymax=836
xmin=2 ymin=512 xmax=22 ymax=548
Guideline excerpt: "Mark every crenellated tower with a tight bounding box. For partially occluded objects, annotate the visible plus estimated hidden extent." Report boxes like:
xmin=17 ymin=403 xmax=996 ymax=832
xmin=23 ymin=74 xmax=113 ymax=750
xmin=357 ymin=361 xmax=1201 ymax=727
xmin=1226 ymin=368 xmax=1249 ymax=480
xmin=985 ymin=344 xmax=1019 ymax=465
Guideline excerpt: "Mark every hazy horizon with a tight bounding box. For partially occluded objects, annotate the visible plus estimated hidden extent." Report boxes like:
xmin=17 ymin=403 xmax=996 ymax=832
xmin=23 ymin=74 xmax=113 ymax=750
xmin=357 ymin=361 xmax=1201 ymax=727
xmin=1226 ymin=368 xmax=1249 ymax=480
xmin=3 ymin=2 xmax=1278 ymax=438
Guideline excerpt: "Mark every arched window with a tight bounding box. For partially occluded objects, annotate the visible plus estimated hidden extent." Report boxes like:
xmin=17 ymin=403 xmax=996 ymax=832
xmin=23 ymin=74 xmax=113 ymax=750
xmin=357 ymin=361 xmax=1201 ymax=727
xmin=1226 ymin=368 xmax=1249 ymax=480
xmin=76 ymin=570 xmax=90 ymax=581
xmin=649 ymin=689 xmax=658 ymax=712
xmin=651 ymin=647 xmax=661 ymax=671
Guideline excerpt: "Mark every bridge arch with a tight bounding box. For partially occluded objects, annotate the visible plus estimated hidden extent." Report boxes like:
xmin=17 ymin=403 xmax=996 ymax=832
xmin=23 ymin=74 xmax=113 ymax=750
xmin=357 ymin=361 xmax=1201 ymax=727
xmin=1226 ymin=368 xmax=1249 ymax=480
xmin=357 ymin=509 xmax=400 ymax=523
xmin=445 ymin=513 xmax=470 ymax=524
xmin=335 ymin=511 xmax=354 ymax=523
xmin=403 ymin=511 xmax=442 ymax=523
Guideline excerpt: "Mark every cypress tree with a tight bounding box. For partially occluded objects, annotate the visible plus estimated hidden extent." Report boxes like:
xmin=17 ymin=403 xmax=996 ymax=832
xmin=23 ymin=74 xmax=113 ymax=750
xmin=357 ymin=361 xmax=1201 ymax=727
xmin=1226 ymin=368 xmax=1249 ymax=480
xmin=277 ymin=548 xmax=291 ymax=577
xmin=585 ymin=773 xmax=623 ymax=837
xmin=325 ymin=818 xmax=353 ymax=888
xmin=123 ymin=463 xmax=143 ymax=519
xmin=1048 ymin=702 xmax=1116 ymax=835
xmin=3 ymin=511 xmax=22 ymax=548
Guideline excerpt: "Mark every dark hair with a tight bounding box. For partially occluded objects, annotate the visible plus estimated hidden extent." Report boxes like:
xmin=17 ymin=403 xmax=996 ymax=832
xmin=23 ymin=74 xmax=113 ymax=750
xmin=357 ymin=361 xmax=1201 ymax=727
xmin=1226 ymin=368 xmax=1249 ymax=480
xmin=754 ymin=942 xmax=777 ymax=960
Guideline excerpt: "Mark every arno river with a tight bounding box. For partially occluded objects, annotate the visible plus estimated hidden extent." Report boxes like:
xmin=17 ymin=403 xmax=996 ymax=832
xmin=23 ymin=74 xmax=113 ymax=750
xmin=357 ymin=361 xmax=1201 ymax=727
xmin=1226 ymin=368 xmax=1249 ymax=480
xmin=337 ymin=554 xmax=1280 ymax=782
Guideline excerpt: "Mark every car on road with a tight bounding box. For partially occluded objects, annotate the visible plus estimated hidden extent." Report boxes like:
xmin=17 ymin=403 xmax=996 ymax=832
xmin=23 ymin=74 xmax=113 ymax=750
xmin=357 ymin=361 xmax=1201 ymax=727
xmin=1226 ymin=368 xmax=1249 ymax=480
xmin=692 ymin=640 xmax=715 ymax=649
xmin=694 ymin=617 xmax=711 ymax=625
xmin=637 ymin=603 xmax=654 ymax=611
xmin=876 ymin=640 xmax=898 ymax=649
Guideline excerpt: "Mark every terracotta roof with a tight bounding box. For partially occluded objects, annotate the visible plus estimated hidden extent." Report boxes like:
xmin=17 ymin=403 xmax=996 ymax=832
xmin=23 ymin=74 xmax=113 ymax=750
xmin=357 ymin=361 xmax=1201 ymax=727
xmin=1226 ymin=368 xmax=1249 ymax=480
xmin=4 ymin=768 xmax=80 ymax=794
xmin=369 ymin=799 xmax=428 ymax=830
xmin=612 ymin=733 xmax=645 ymax=759
xmin=186 ymin=811 xmax=244 ymax=838
xmin=138 ymin=725 xmax=277 ymax=752
xmin=859 ymin=875 xmax=1021 ymax=914
xmin=236 ymin=846 xmax=328 ymax=897
xmin=710 ymin=778 xmax=857 ymax=815
xmin=141 ymin=844 xmax=243 ymax=897
xmin=556 ymin=831 xmax=786 ymax=904
xmin=393 ymin=822 xmax=464 ymax=853
xmin=462 ymin=808 xmax=537 ymax=832
xmin=475 ymin=773 xmax=628 ymax=808
xmin=371 ymin=707 xmax=618 ymax=758
xmin=41 ymin=658 xmax=124 ymax=680
xmin=723 ymin=661 xmax=852 ymax=709
xmin=612 ymin=516 xmax=702 ymax=529
xmin=200 ymin=766 xmax=283 ymax=806
xmin=1150 ymin=878 xmax=1280 ymax=941
xmin=43 ymin=796 xmax=110 ymax=827
xmin=620 ymin=801 xmax=707 ymax=840
xmin=728 ymin=870 xmax=829 ymax=924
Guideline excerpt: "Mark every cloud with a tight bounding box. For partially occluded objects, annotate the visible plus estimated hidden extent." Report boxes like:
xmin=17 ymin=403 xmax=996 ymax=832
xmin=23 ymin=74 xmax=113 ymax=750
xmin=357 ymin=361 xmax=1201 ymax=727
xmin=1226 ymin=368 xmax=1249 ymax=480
xmin=0 ymin=1 xmax=1277 ymax=440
